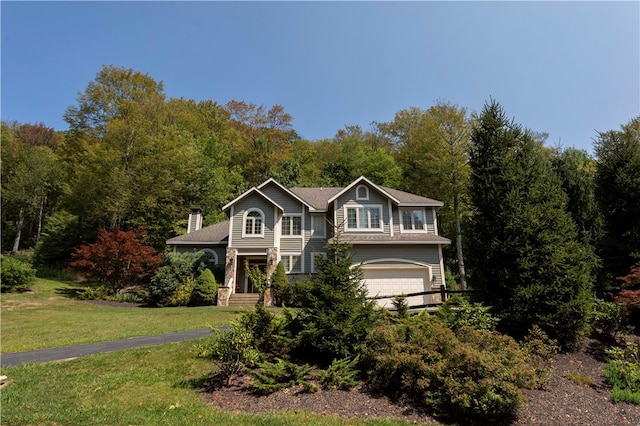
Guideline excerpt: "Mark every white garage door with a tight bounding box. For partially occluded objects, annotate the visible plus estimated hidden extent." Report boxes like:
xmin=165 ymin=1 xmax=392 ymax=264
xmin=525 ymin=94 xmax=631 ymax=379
xmin=362 ymin=267 xmax=431 ymax=308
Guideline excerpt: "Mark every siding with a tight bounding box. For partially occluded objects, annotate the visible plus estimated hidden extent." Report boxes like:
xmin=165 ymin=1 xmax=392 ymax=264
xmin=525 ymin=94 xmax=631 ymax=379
xmin=281 ymin=238 xmax=303 ymax=252
xmin=231 ymin=196 xmax=275 ymax=249
xmin=351 ymin=245 xmax=444 ymax=287
xmin=260 ymin=183 xmax=303 ymax=214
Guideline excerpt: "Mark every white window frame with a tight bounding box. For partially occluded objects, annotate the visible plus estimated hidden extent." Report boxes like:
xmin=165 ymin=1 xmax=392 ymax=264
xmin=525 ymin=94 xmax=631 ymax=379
xmin=311 ymin=215 xmax=326 ymax=239
xmin=242 ymin=208 xmax=265 ymax=238
xmin=281 ymin=214 xmax=303 ymax=237
xmin=356 ymin=184 xmax=369 ymax=200
xmin=310 ymin=252 xmax=327 ymax=273
xmin=281 ymin=253 xmax=303 ymax=274
xmin=400 ymin=208 xmax=427 ymax=233
xmin=344 ymin=204 xmax=383 ymax=231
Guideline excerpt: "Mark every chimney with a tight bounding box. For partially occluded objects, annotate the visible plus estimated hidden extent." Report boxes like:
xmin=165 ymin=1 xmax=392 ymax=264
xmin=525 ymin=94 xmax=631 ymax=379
xmin=187 ymin=208 xmax=203 ymax=233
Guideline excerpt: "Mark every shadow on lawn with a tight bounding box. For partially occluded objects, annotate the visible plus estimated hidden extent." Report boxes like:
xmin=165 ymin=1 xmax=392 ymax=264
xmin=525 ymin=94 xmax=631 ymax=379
xmin=54 ymin=286 xmax=84 ymax=299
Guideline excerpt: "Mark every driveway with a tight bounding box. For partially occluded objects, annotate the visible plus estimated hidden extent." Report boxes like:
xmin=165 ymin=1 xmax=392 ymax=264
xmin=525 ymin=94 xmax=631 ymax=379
xmin=1 ymin=327 xmax=229 ymax=368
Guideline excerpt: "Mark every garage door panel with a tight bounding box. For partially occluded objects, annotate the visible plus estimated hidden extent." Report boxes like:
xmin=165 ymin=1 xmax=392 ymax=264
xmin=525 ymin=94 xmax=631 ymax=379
xmin=362 ymin=267 xmax=431 ymax=308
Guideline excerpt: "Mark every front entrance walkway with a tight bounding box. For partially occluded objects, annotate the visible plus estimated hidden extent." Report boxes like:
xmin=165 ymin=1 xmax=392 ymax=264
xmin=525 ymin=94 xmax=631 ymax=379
xmin=1 ymin=327 xmax=229 ymax=368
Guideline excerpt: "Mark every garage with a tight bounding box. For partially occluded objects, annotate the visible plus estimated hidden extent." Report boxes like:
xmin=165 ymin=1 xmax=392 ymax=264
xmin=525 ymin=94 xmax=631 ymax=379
xmin=362 ymin=265 xmax=432 ymax=308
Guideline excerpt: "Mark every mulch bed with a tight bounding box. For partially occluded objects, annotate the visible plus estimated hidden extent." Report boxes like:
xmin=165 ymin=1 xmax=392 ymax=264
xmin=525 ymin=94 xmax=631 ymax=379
xmin=201 ymin=337 xmax=640 ymax=425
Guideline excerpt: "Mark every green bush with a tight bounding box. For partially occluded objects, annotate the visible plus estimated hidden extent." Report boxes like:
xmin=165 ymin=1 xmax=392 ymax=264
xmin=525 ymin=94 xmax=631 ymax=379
xmin=248 ymin=359 xmax=317 ymax=395
xmin=76 ymin=285 xmax=112 ymax=300
xmin=270 ymin=261 xmax=289 ymax=306
xmin=190 ymin=268 xmax=218 ymax=306
xmin=208 ymin=324 xmax=262 ymax=387
xmin=148 ymin=252 xmax=208 ymax=307
xmin=520 ymin=325 xmax=559 ymax=389
xmin=1 ymin=256 xmax=36 ymax=292
xmin=590 ymin=298 xmax=623 ymax=336
xmin=167 ymin=278 xmax=196 ymax=306
xmin=364 ymin=315 xmax=536 ymax=423
xmin=319 ymin=356 xmax=360 ymax=390
xmin=603 ymin=342 xmax=640 ymax=405
xmin=236 ymin=305 xmax=290 ymax=358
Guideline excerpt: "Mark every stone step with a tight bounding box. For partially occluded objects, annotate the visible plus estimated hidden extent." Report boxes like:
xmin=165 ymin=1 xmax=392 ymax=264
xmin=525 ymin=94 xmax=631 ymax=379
xmin=228 ymin=293 xmax=260 ymax=307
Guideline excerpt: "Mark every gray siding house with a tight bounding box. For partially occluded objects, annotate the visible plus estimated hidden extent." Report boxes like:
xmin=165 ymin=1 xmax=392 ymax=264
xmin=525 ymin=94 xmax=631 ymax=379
xmin=166 ymin=176 xmax=450 ymax=307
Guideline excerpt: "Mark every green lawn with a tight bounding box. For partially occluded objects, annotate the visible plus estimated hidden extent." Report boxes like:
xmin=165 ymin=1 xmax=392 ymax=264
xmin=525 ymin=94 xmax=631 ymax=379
xmin=0 ymin=338 xmax=420 ymax=426
xmin=1 ymin=278 xmax=246 ymax=353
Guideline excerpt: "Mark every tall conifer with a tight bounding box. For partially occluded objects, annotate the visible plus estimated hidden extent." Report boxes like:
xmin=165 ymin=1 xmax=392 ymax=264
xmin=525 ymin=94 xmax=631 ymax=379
xmin=467 ymin=100 xmax=594 ymax=349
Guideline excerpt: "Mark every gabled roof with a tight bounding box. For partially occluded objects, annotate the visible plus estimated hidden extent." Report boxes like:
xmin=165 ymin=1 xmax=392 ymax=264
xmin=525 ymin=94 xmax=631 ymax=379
xmin=288 ymin=186 xmax=343 ymax=211
xmin=327 ymin=176 xmax=400 ymax=204
xmin=380 ymin=186 xmax=444 ymax=207
xmin=222 ymin=187 xmax=284 ymax=213
xmin=258 ymin=178 xmax=316 ymax=211
xmin=166 ymin=220 xmax=229 ymax=245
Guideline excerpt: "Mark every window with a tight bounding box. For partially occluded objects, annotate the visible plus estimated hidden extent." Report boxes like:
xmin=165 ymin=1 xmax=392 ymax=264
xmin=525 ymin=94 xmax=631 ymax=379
xmin=200 ymin=249 xmax=218 ymax=265
xmin=243 ymin=209 xmax=264 ymax=237
xmin=356 ymin=185 xmax=369 ymax=200
xmin=345 ymin=205 xmax=382 ymax=230
xmin=401 ymin=209 xmax=425 ymax=232
xmin=282 ymin=215 xmax=302 ymax=236
xmin=311 ymin=215 xmax=326 ymax=238
xmin=282 ymin=254 xmax=302 ymax=273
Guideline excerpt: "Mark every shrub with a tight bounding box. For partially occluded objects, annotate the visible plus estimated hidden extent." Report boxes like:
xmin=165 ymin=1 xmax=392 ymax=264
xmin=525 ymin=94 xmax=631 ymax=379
xmin=1 ymin=256 xmax=36 ymax=292
xmin=603 ymin=342 xmax=640 ymax=405
xmin=76 ymin=285 xmax=112 ymax=300
xmin=615 ymin=266 xmax=640 ymax=330
xmin=209 ymin=324 xmax=262 ymax=387
xmin=167 ymin=277 xmax=196 ymax=307
xmin=449 ymin=299 xmax=499 ymax=331
xmin=520 ymin=325 xmax=558 ymax=389
xmin=248 ymin=359 xmax=317 ymax=394
xmin=190 ymin=268 xmax=218 ymax=306
xmin=364 ymin=315 xmax=536 ymax=423
xmin=236 ymin=305 xmax=290 ymax=358
xmin=270 ymin=261 xmax=289 ymax=306
xmin=67 ymin=227 xmax=163 ymax=292
xmin=319 ymin=356 xmax=360 ymax=390
xmin=148 ymin=252 xmax=208 ymax=307
xmin=590 ymin=298 xmax=623 ymax=336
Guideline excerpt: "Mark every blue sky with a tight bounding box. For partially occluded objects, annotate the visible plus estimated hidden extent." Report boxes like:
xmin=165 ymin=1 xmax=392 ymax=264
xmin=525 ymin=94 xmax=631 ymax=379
xmin=2 ymin=1 xmax=638 ymax=154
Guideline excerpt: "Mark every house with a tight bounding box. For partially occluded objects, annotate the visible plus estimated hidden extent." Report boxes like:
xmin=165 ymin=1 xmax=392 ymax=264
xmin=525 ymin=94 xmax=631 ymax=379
xmin=166 ymin=176 xmax=450 ymax=308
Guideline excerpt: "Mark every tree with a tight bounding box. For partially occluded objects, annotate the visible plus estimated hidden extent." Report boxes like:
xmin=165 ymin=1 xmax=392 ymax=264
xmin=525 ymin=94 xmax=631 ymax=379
xmin=380 ymin=101 xmax=472 ymax=289
xmin=594 ymin=117 xmax=640 ymax=287
xmin=61 ymin=66 xmax=205 ymax=246
xmin=292 ymin=228 xmax=379 ymax=361
xmin=68 ymin=227 xmax=163 ymax=292
xmin=225 ymin=100 xmax=295 ymax=186
xmin=467 ymin=100 xmax=594 ymax=349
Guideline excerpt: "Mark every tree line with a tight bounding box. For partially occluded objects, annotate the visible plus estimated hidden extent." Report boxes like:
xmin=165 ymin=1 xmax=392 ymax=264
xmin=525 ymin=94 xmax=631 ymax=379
xmin=2 ymin=65 xmax=639 ymax=315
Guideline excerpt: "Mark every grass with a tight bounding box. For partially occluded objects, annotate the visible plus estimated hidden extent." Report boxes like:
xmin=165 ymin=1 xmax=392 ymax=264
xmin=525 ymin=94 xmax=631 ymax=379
xmin=1 ymin=278 xmax=246 ymax=353
xmin=0 ymin=338 xmax=424 ymax=426
xmin=561 ymin=371 xmax=595 ymax=387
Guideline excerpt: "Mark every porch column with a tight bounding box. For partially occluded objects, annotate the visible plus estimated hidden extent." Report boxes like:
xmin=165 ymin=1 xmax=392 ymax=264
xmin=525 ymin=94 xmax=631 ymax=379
xmin=264 ymin=247 xmax=279 ymax=307
xmin=218 ymin=247 xmax=237 ymax=307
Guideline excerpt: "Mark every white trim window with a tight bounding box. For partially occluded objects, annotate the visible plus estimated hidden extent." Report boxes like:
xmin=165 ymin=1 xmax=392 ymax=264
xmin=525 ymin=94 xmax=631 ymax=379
xmin=400 ymin=209 xmax=426 ymax=232
xmin=345 ymin=205 xmax=382 ymax=230
xmin=356 ymin=184 xmax=369 ymax=200
xmin=243 ymin=208 xmax=264 ymax=237
xmin=311 ymin=215 xmax=326 ymax=238
xmin=281 ymin=254 xmax=302 ymax=273
xmin=282 ymin=215 xmax=302 ymax=236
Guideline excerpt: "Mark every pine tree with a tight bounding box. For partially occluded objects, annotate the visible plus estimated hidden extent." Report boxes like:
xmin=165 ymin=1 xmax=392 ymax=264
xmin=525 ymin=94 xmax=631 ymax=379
xmin=467 ymin=100 xmax=594 ymax=349
xmin=293 ymin=228 xmax=378 ymax=361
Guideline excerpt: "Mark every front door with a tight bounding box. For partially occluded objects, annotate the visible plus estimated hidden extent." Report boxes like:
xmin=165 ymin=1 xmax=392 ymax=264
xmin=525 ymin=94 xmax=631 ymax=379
xmin=235 ymin=256 xmax=267 ymax=293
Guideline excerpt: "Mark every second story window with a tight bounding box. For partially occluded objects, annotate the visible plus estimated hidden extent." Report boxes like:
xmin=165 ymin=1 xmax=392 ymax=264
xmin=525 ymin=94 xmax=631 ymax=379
xmin=346 ymin=205 xmax=382 ymax=230
xmin=244 ymin=209 xmax=264 ymax=236
xmin=282 ymin=215 xmax=302 ymax=236
xmin=401 ymin=209 xmax=425 ymax=232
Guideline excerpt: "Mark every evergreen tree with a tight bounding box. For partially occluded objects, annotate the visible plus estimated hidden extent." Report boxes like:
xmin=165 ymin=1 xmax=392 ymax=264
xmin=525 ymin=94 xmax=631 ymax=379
xmin=292 ymin=229 xmax=378 ymax=361
xmin=594 ymin=117 xmax=640 ymax=289
xmin=467 ymin=100 xmax=594 ymax=349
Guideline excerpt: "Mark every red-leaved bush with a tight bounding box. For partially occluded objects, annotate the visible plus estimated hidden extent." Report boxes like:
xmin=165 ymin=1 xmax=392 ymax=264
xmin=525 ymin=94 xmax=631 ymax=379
xmin=68 ymin=227 xmax=163 ymax=291
xmin=615 ymin=266 xmax=640 ymax=328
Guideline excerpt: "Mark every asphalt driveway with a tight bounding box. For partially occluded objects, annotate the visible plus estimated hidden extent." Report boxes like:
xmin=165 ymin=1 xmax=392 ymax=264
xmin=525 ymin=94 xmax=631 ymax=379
xmin=1 ymin=327 xmax=229 ymax=368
